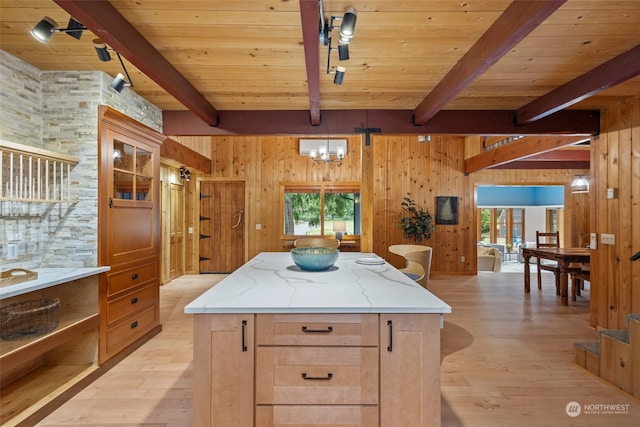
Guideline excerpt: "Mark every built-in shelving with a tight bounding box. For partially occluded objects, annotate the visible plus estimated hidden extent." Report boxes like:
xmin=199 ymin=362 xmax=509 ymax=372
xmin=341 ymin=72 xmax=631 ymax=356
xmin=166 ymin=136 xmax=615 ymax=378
xmin=0 ymin=140 xmax=79 ymax=204
xmin=0 ymin=272 xmax=100 ymax=426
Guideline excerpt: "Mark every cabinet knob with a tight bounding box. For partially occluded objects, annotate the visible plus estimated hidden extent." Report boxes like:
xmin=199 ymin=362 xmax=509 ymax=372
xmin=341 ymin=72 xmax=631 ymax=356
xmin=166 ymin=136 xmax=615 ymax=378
xmin=131 ymin=297 xmax=138 ymax=305
xmin=131 ymin=321 xmax=138 ymax=329
xmin=131 ymin=273 xmax=139 ymax=280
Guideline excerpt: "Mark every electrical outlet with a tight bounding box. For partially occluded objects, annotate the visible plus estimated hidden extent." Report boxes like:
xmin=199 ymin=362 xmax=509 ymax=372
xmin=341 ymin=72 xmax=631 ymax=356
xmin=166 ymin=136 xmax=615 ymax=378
xmin=256 ymin=224 xmax=262 ymax=230
xmin=601 ymin=233 xmax=615 ymax=245
xmin=460 ymin=255 xmax=465 ymax=263
xmin=188 ymin=227 xmax=193 ymax=234
xmin=590 ymin=233 xmax=597 ymax=249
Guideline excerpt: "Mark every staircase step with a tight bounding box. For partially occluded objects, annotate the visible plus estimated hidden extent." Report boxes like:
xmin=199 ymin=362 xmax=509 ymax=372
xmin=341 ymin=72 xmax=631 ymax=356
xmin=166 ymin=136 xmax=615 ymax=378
xmin=574 ymin=341 xmax=600 ymax=375
xmin=597 ymin=329 xmax=629 ymax=343
xmin=574 ymin=341 xmax=600 ymax=355
xmin=626 ymin=313 xmax=640 ymax=323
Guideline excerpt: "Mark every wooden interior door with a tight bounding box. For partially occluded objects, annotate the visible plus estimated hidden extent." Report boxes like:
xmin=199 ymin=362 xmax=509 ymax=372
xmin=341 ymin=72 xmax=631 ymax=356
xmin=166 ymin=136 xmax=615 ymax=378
xmin=169 ymin=183 xmax=184 ymax=279
xmin=199 ymin=182 xmax=245 ymax=273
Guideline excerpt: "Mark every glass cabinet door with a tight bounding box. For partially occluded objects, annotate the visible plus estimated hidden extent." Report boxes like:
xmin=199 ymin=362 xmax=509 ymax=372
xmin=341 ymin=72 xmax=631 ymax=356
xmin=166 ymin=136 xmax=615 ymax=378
xmin=112 ymin=140 xmax=153 ymax=201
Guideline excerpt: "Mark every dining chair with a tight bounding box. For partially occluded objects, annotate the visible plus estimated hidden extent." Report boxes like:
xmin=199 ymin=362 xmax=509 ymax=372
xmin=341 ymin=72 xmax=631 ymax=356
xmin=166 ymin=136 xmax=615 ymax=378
xmin=388 ymin=244 xmax=433 ymax=288
xmin=535 ymin=231 xmax=562 ymax=292
xmin=294 ymin=237 xmax=340 ymax=249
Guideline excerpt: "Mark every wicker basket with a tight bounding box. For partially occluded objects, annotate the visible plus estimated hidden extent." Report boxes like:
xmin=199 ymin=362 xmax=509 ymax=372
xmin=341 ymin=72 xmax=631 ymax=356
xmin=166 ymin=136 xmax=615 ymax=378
xmin=0 ymin=298 xmax=61 ymax=341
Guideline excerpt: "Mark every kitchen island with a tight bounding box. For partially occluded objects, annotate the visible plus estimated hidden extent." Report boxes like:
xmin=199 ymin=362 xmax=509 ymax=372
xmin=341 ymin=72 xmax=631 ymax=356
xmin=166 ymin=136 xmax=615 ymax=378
xmin=185 ymin=252 xmax=451 ymax=427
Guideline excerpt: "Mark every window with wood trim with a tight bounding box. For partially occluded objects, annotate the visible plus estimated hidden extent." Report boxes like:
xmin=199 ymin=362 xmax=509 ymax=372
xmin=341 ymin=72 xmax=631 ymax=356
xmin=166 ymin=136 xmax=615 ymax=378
xmin=478 ymin=208 xmax=525 ymax=249
xmin=282 ymin=182 xmax=361 ymax=237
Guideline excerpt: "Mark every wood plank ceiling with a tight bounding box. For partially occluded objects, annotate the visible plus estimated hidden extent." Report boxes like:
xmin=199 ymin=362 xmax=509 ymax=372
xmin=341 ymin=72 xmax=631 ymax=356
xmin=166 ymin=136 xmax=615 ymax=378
xmin=1 ymin=0 xmax=639 ymax=168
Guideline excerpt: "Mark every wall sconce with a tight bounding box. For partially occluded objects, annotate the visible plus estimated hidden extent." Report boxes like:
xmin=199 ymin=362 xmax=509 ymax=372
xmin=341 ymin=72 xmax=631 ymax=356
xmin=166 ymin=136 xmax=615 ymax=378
xmin=299 ymin=139 xmax=347 ymax=163
xmin=319 ymin=1 xmax=357 ymax=85
xmin=571 ymin=175 xmax=589 ymax=193
xmin=179 ymin=166 xmax=191 ymax=182
xmin=93 ymin=38 xmax=134 ymax=92
xmin=30 ymin=16 xmax=86 ymax=43
xmin=333 ymin=220 xmax=346 ymax=240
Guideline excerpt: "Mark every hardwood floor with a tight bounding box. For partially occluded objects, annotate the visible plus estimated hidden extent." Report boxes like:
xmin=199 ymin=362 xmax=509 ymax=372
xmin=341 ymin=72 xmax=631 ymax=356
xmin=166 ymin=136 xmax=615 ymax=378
xmin=36 ymin=272 xmax=639 ymax=426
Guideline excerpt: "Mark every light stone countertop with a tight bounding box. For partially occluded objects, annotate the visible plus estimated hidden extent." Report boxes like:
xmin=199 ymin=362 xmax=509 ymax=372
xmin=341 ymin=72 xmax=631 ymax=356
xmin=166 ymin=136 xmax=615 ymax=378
xmin=0 ymin=267 xmax=110 ymax=299
xmin=185 ymin=252 xmax=451 ymax=315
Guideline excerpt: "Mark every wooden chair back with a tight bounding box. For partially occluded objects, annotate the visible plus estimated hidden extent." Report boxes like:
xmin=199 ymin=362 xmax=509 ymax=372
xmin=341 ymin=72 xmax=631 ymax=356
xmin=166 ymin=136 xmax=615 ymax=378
xmin=294 ymin=237 xmax=340 ymax=249
xmin=536 ymin=231 xmax=559 ymax=249
xmin=388 ymin=244 xmax=433 ymax=288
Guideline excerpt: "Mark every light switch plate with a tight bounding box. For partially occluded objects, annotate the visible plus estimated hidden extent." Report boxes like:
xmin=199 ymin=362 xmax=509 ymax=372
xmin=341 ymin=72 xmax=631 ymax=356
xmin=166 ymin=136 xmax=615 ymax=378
xmin=601 ymin=233 xmax=615 ymax=245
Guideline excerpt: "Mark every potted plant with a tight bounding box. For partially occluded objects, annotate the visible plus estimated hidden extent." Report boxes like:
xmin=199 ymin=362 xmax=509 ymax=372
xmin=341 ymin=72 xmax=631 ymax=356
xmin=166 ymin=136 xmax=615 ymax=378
xmin=398 ymin=197 xmax=434 ymax=242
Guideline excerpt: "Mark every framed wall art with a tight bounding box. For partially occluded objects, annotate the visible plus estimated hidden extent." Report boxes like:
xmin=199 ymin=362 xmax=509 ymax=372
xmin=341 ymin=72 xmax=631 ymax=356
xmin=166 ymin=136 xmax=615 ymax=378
xmin=436 ymin=196 xmax=458 ymax=225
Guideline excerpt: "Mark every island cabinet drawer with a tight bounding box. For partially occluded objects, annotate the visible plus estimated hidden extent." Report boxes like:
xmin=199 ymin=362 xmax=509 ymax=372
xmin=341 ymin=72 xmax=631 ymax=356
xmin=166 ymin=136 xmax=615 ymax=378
xmin=256 ymin=314 xmax=379 ymax=346
xmin=256 ymin=405 xmax=379 ymax=427
xmin=107 ymin=261 xmax=157 ymax=297
xmin=255 ymin=346 xmax=379 ymax=405
xmin=106 ymin=283 xmax=157 ymax=325
xmin=105 ymin=304 xmax=157 ymax=355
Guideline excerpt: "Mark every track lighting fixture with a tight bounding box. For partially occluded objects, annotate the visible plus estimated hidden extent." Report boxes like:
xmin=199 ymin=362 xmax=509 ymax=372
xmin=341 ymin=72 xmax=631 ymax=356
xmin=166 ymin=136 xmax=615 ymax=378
xmin=30 ymin=16 xmax=86 ymax=43
xmin=333 ymin=66 xmax=345 ymax=85
xmin=93 ymin=39 xmax=134 ymax=92
xmin=319 ymin=1 xmax=357 ymax=85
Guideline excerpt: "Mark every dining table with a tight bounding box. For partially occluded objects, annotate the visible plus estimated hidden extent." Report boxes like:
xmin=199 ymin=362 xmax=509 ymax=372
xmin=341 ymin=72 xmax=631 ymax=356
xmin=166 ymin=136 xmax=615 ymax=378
xmin=521 ymin=247 xmax=591 ymax=305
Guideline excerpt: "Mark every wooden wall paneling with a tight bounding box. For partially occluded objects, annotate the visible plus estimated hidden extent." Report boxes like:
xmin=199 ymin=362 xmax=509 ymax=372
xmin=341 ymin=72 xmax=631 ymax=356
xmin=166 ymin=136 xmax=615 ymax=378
xmin=605 ymin=105 xmax=621 ymax=328
xmin=592 ymin=114 xmax=609 ymax=329
xmin=570 ymin=192 xmax=590 ymax=247
xmin=618 ymin=97 xmax=634 ymax=326
xmin=372 ymin=135 xmax=389 ymax=259
xmin=172 ymin=136 xmax=212 ymax=160
xmin=360 ymin=135 xmax=373 ymax=253
xmin=589 ymin=96 xmax=640 ymax=330
xmin=631 ymin=97 xmax=640 ymax=316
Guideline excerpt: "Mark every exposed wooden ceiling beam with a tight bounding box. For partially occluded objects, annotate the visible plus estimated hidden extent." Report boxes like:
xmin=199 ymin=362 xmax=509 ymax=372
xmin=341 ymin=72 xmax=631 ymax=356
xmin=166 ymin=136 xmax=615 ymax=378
xmin=54 ymin=0 xmax=219 ymax=126
xmin=524 ymin=149 xmax=590 ymax=162
xmin=464 ymin=135 xmax=587 ymax=174
xmin=299 ymin=0 xmax=322 ymax=125
xmin=491 ymin=160 xmax=589 ymax=170
xmin=163 ymin=109 xmax=598 ymax=136
xmin=516 ymin=44 xmax=640 ymax=124
xmin=160 ymin=138 xmax=211 ymax=174
xmin=413 ymin=0 xmax=566 ymax=125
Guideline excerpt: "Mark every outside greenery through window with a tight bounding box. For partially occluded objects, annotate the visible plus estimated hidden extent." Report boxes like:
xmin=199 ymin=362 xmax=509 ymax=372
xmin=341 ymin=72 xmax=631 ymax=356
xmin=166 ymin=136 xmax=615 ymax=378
xmin=283 ymin=184 xmax=361 ymax=237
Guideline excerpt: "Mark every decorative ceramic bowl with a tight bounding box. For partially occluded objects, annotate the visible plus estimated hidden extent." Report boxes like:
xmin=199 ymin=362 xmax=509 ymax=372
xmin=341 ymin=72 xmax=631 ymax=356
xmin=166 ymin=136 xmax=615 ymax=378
xmin=291 ymin=247 xmax=339 ymax=271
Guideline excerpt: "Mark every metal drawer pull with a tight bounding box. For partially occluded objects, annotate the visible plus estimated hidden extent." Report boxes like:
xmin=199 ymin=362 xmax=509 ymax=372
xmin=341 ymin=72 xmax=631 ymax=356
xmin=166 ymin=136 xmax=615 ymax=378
xmin=131 ymin=273 xmax=139 ymax=280
xmin=302 ymin=372 xmax=333 ymax=380
xmin=241 ymin=320 xmax=248 ymax=352
xmin=131 ymin=321 xmax=138 ymax=329
xmin=387 ymin=320 xmax=393 ymax=352
xmin=131 ymin=297 xmax=138 ymax=304
xmin=301 ymin=326 xmax=333 ymax=333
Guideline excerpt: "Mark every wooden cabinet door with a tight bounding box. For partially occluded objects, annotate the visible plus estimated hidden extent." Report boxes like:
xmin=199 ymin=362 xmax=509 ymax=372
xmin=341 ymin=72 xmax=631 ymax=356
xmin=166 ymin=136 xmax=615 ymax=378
xmin=193 ymin=314 xmax=254 ymax=427
xmin=169 ymin=182 xmax=184 ymax=279
xmin=99 ymin=125 xmax=161 ymax=267
xmin=380 ymin=314 xmax=442 ymax=427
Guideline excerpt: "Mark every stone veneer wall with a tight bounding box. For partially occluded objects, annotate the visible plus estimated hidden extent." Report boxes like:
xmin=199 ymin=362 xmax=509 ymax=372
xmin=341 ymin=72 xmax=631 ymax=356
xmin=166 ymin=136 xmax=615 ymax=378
xmin=1 ymin=50 xmax=162 ymax=269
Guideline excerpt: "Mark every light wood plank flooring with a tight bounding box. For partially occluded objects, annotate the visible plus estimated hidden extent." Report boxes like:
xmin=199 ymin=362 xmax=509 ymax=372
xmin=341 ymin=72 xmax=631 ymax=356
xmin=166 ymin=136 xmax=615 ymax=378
xmin=36 ymin=272 xmax=639 ymax=426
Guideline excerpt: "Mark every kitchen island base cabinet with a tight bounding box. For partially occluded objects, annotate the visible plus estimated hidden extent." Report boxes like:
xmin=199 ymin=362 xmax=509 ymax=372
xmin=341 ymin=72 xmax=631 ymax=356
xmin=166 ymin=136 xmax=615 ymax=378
xmin=193 ymin=314 xmax=254 ymax=427
xmin=380 ymin=314 xmax=441 ymax=427
xmin=193 ymin=313 xmax=441 ymax=427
